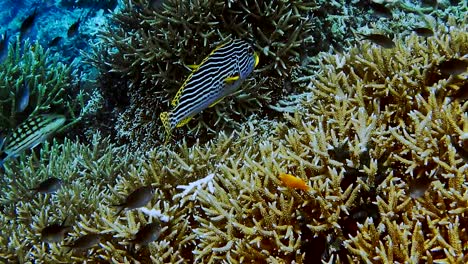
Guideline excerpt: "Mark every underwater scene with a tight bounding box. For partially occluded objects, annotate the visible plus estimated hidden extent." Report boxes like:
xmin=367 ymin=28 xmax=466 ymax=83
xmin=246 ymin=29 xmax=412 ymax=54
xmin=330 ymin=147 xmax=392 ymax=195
xmin=0 ymin=0 xmax=467 ymax=263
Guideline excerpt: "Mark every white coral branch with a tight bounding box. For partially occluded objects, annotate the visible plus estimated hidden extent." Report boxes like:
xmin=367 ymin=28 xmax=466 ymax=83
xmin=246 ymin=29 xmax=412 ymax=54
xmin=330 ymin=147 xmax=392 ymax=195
xmin=139 ymin=207 xmax=170 ymax=222
xmin=173 ymin=173 xmax=216 ymax=202
xmin=352 ymin=107 xmax=377 ymax=152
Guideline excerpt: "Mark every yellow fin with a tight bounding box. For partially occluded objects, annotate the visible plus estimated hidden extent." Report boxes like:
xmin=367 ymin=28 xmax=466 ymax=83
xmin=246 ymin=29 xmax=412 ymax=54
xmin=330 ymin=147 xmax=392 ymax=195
xmin=224 ymin=75 xmax=240 ymax=85
xmin=185 ymin=64 xmax=199 ymax=71
xmin=172 ymin=71 xmax=196 ymax=107
xmin=177 ymin=116 xmax=193 ymax=128
xmin=172 ymin=84 xmax=186 ymax=107
xmin=160 ymin=111 xmax=172 ymax=142
xmin=254 ymin=51 xmax=260 ymax=67
xmin=209 ymin=97 xmax=225 ymax=108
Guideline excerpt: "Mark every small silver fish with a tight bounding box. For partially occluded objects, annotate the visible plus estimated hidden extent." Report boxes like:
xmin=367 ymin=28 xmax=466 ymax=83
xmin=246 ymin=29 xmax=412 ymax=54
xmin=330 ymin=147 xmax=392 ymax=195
xmin=30 ymin=177 xmax=63 ymax=194
xmin=0 ymin=114 xmax=66 ymax=167
xmin=113 ymin=186 xmax=155 ymax=216
xmin=358 ymin=33 xmax=395 ymax=49
xmin=160 ymin=39 xmax=259 ymax=141
xmin=438 ymin=58 xmax=468 ymax=76
xmin=131 ymin=222 xmax=161 ymax=246
xmin=16 ymin=82 xmax=30 ymax=113
xmin=20 ymin=8 xmax=38 ymax=39
xmin=408 ymin=176 xmax=432 ymax=199
xmin=65 ymin=233 xmax=102 ymax=252
xmin=41 ymin=218 xmax=71 ymax=243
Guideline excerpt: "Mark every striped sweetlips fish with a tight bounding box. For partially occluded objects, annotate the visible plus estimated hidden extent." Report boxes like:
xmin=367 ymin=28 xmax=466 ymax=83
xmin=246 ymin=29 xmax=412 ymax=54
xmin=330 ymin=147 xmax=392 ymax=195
xmin=0 ymin=114 xmax=66 ymax=167
xmin=160 ymin=39 xmax=259 ymax=141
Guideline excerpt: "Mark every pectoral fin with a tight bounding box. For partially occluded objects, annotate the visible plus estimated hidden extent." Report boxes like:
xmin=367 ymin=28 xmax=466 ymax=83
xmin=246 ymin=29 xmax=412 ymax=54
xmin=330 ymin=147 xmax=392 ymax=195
xmin=254 ymin=51 xmax=260 ymax=67
xmin=184 ymin=64 xmax=200 ymax=71
xmin=209 ymin=97 xmax=225 ymax=108
xmin=177 ymin=116 xmax=193 ymax=128
xmin=224 ymin=75 xmax=240 ymax=85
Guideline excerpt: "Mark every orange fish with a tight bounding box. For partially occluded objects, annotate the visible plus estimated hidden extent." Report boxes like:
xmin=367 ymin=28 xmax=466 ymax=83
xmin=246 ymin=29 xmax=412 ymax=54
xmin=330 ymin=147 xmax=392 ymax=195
xmin=279 ymin=173 xmax=310 ymax=191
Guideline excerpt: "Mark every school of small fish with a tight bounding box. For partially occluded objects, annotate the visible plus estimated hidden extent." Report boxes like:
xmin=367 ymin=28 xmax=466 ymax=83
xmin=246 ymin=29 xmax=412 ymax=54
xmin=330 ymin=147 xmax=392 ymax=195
xmin=35 ymin=181 xmax=158 ymax=253
xmin=356 ymin=1 xmax=441 ymax=49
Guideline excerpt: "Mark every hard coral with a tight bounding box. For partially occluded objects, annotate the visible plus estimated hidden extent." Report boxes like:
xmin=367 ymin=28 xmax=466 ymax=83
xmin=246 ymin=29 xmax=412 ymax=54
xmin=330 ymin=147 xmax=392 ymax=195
xmin=0 ymin=134 xmax=132 ymax=263
xmin=295 ymin=17 xmax=468 ymax=262
xmin=0 ymin=38 xmax=77 ymax=129
xmin=114 ymin=14 xmax=467 ymax=263
xmin=2 ymin=5 xmax=467 ymax=264
xmin=90 ymin=0 xmax=355 ymax=148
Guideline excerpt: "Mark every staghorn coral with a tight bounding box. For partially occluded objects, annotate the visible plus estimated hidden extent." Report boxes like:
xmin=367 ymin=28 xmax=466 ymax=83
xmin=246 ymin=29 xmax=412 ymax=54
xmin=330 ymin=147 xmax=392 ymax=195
xmin=292 ymin=16 xmax=468 ymax=262
xmin=0 ymin=133 xmax=133 ymax=262
xmin=89 ymin=0 xmax=363 ymax=148
xmin=144 ymin=14 xmax=467 ymax=263
xmin=0 ymin=37 xmax=87 ymax=131
xmin=1 ymin=7 xmax=468 ymax=264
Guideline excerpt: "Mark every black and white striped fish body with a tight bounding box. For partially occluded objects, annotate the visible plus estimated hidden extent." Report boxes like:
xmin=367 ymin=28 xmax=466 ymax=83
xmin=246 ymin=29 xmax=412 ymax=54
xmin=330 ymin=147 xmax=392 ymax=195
xmin=0 ymin=114 xmax=66 ymax=167
xmin=160 ymin=39 xmax=259 ymax=141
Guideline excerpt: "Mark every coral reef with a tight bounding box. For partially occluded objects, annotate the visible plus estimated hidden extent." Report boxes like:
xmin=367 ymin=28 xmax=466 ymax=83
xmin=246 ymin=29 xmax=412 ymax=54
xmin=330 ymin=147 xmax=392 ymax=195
xmin=0 ymin=36 xmax=105 ymax=148
xmin=0 ymin=38 xmax=80 ymax=130
xmin=90 ymin=0 xmax=363 ymax=147
xmin=285 ymin=16 xmax=468 ymax=262
xmin=0 ymin=134 xmax=132 ymax=262
xmin=0 ymin=4 xmax=467 ymax=264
